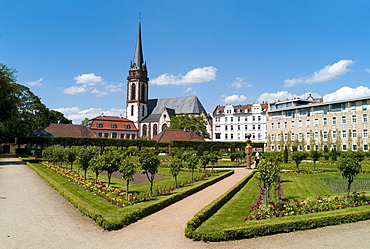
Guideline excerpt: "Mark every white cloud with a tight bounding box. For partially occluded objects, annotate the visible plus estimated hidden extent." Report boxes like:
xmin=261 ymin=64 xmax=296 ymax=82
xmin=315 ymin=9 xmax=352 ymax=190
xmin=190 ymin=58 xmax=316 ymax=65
xmin=228 ymin=77 xmax=253 ymax=88
xmin=257 ymin=91 xmax=321 ymax=103
xmin=25 ymin=77 xmax=44 ymax=86
xmin=184 ymin=87 xmax=192 ymax=92
xmin=74 ymin=73 xmax=103 ymax=86
xmin=151 ymin=66 xmax=217 ymax=85
xmin=105 ymin=83 xmax=124 ymax=93
xmin=91 ymin=88 xmax=108 ymax=97
xmin=222 ymin=94 xmax=247 ymax=103
xmin=63 ymin=85 xmax=87 ymax=95
xmin=323 ymin=86 xmax=370 ymax=102
xmin=365 ymin=68 xmax=370 ymax=73
xmin=54 ymin=107 xmax=126 ymax=124
xmin=284 ymin=59 xmax=355 ymax=87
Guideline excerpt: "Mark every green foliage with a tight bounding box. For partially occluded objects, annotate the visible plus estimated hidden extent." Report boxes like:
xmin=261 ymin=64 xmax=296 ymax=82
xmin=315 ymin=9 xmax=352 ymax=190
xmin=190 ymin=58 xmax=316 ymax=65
xmin=200 ymin=154 xmax=211 ymax=175
xmin=119 ymin=156 xmax=138 ymax=198
xmin=291 ymin=151 xmax=308 ymax=172
xmin=338 ymin=156 xmax=363 ymax=197
xmin=168 ymin=114 xmax=210 ymax=139
xmin=138 ymin=150 xmax=161 ymax=198
xmin=309 ymin=150 xmax=322 ymax=170
xmin=89 ymin=155 xmax=105 ymax=181
xmin=255 ymin=157 xmax=281 ymax=205
xmin=66 ymin=146 xmax=78 ymax=170
xmin=169 ymin=157 xmax=182 ymax=187
xmin=76 ymin=146 xmax=100 ymax=179
xmin=283 ymin=147 xmax=289 ymax=163
xmin=187 ymin=155 xmax=199 ymax=181
xmin=342 ymin=151 xmax=365 ymax=162
xmin=261 ymin=151 xmax=283 ymax=163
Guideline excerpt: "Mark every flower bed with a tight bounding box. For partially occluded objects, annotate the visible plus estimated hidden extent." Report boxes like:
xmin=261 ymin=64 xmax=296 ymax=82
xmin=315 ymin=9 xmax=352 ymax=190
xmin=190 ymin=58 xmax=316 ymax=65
xmin=41 ymin=161 xmax=208 ymax=207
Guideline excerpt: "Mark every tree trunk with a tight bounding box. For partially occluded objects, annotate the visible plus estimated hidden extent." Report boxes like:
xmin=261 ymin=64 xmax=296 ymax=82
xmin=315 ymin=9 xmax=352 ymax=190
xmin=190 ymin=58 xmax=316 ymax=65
xmin=347 ymin=177 xmax=354 ymax=198
xmin=126 ymin=180 xmax=129 ymax=199
xmin=313 ymin=160 xmax=316 ymax=170
xmin=191 ymin=169 xmax=194 ymax=181
xmin=108 ymin=173 xmax=112 ymax=187
xmin=95 ymin=172 xmax=99 ymax=182
xmin=264 ymin=184 xmax=270 ymax=206
xmin=295 ymin=162 xmax=299 ymax=172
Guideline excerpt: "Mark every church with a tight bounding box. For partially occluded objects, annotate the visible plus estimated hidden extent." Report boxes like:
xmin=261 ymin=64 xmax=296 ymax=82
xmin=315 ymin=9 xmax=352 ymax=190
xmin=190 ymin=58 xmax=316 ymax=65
xmin=125 ymin=20 xmax=212 ymax=139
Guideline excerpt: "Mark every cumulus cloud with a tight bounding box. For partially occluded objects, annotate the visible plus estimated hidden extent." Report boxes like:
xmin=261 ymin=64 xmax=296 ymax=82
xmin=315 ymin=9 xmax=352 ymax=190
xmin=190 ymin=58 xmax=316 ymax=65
xmin=105 ymin=83 xmax=124 ymax=93
xmin=54 ymin=107 xmax=126 ymax=124
xmin=25 ymin=77 xmax=44 ymax=86
xmin=257 ymin=91 xmax=321 ymax=103
xmin=284 ymin=59 xmax=355 ymax=87
xmin=74 ymin=73 xmax=103 ymax=86
xmin=151 ymin=66 xmax=217 ymax=85
xmin=323 ymin=86 xmax=370 ymax=102
xmin=63 ymin=85 xmax=87 ymax=95
xmin=228 ymin=77 xmax=253 ymax=88
xmin=222 ymin=94 xmax=247 ymax=103
xmin=91 ymin=88 xmax=108 ymax=97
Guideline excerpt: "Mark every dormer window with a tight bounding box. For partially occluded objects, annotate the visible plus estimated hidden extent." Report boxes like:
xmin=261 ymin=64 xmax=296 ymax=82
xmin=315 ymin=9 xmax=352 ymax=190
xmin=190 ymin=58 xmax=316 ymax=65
xmin=111 ymin=124 xmax=117 ymax=128
xmin=96 ymin=123 xmax=103 ymax=128
xmin=124 ymin=124 xmax=131 ymax=129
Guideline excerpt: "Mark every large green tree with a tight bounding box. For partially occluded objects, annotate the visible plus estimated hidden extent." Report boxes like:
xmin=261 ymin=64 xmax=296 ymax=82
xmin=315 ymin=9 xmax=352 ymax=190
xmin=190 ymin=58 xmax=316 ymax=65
xmin=168 ymin=114 xmax=209 ymax=139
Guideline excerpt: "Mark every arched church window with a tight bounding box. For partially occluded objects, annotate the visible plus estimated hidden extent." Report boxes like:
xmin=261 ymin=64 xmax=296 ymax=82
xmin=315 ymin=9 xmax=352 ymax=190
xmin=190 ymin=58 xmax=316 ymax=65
xmin=131 ymin=83 xmax=136 ymax=100
xmin=153 ymin=124 xmax=158 ymax=136
xmin=141 ymin=83 xmax=146 ymax=101
xmin=142 ymin=124 xmax=147 ymax=137
xmin=162 ymin=123 xmax=167 ymax=132
xmin=131 ymin=105 xmax=134 ymax=116
xmin=142 ymin=105 xmax=145 ymax=116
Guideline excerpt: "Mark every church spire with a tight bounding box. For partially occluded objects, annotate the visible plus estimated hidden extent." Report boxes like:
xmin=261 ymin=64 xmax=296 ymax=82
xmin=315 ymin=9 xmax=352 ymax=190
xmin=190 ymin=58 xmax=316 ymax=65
xmin=132 ymin=18 xmax=145 ymax=70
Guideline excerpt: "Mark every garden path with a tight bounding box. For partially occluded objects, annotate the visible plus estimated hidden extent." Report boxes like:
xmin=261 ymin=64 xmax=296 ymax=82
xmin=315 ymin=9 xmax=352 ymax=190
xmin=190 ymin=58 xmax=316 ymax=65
xmin=1 ymin=155 xmax=369 ymax=249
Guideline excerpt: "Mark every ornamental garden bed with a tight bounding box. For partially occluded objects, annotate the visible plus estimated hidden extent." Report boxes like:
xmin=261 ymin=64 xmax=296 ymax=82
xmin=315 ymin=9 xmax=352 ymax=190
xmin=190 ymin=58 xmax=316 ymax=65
xmin=185 ymin=170 xmax=370 ymax=241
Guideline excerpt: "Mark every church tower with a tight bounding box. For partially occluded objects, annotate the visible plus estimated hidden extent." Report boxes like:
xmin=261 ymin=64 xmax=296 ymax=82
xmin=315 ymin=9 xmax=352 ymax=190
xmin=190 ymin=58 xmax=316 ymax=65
xmin=126 ymin=20 xmax=149 ymax=129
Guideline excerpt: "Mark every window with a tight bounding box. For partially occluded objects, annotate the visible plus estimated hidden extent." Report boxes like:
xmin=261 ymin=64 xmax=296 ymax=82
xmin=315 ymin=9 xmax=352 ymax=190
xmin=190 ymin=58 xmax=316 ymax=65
xmin=131 ymin=105 xmax=134 ymax=116
xmin=131 ymin=83 xmax=136 ymax=100
xmin=352 ymin=130 xmax=357 ymax=138
xmin=98 ymin=133 xmax=102 ymax=137
xmin=225 ymin=134 xmax=228 ymax=140
xmin=342 ymin=116 xmax=346 ymax=124
xmin=352 ymin=115 xmax=357 ymax=124
xmin=215 ymin=125 xmax=220 ymax=131
xmin=124 ymin=124 xmax=131 ymax=129
xmin=306 ymin=132 xmax=310 ymax=140
xmin=258 ymin=133 xmax=262 ymax=140
xmin=291 ymin=133 xmax=295 ymax=140
xmin=314 ymin=119 xmax=318 ymax=127
xmin=277 ymin=145 xmax=281 ymax=151
xmin=153 ymin=124 xmax=158 ymax=136
xmin=126 ymin=134 xmax=130 ymax=139
xmin=306 ymin=119 xmax=310 ymax=127
xmin=237 ymin=125 xmax=241 ymax=130
xmin=291 ymin=121 xmax=295 ymax=128
xmin=323 ymin=118 xmax=327 ymax=126
xmin=351 ymin=101 xmax=356 ymax=110
xmin=244 ymin=125 xmax=248 ymax=130
xmin=237 ymin=116 xmax=240 ymax=122
xmin=258 ymin=124 xmax=261 ymax=130
xmin=298 ymin=120 xmax=302 ymax=128
xmin=362 ymin=100 xmax=367 ymax=110
xmin=298 ymin=133 xmax=302 ymax=140
xmin=258 ymin=116 xmax=261 ymax=121
xmin=252 ymin=116 xmax=255 ymax=122
xmin=277 ymin=134 xmax=281 ymax=141
xmin=314 ymin=145 xmax=319 ymax=151
xmin=142 ymin=105 xmax=145 ymax=116
xmin=298 ymin=145 xmax=303 ymax=151
xmin=271 ymin=145 xmax=275 ymax=151
xmin=342 ymin=144 xmax=347 ymax=151
xmin=231 ymin=125 xmax=234 ymax=131
xmin=363 ymin=113 xmax=368 ymax=123
xmin=277 ymin=122 xmax=281 ymax=129
xmin=120 ymin=134 xmax=124 ymax=139
xmin=215 ymin=117 xmax=220 ymax=122
xmin=271 ymin=134 xmax=275 ymax=141
xmin=284 ymin=133 xmax=288 ymax=141
xmin=112 ymin=133 xmax=117 ymax=138
xmin=332 ymin=130 xmax=337 ymax=139
xmin=111 ymin=124 xmax=117 ymax=128
xmin=96 ymin=123 xmax=103 ymax=128
xmin=245 ymin=117 xmax=248 ymax=122
xmin=252 ymin=124 xmax=255 ymax=130
xmin=230 ymin=134 xmax=234 ymax=140
xmin=342 ymin=130 xmax=347 ymax=139
xmin=231 ymin=117 xmax=234 ymax=122
xmin=323 ymin=131 xmax=328 ymax=140
xmin=332 ymin=116 xmax=337 ymax=125
xmin=225 ymin=125 xmax=228 ymax=131
xmin=314 ymin=131 xmax=319 ymax=140
xmin=131 ymin=134 xmax=136 ymax=139
xmin=104 ymin=133 xmax=108 ymax=138
xmin=353 ymin=144 xmax=358 ymax=151
xmin=306 ymin=145 xmax=311 ymax=151
xmin=364 ymin=144 xmax=369 ymax=151
xmin=284 ymin=122 xmax=287 ymax=129
xmin=215 ymin=133 xmax=221 ymax=139
xmin=363 ymin=129 xmax=368 ymax=138
xmin=271 ymin=123 xmax=274 ymax=129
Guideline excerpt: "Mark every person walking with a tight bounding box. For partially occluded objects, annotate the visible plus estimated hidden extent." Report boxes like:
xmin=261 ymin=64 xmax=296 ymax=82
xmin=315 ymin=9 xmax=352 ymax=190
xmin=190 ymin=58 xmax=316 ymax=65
xmin=254 ymin=151 xmax=260 ymax=169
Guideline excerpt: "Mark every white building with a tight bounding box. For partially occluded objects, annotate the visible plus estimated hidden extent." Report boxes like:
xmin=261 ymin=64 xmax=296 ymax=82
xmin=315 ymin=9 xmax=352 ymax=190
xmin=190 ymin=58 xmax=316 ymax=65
xmin=212 ymin=102 xmax=268 ymax=142
xmin=266 ymin=96 xmax=370 ymax=152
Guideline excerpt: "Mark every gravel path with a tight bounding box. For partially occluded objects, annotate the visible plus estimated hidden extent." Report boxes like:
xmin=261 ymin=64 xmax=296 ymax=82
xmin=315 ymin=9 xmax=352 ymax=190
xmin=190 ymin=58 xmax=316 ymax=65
xmin=1 ymin=155 xmax=370 ymax=249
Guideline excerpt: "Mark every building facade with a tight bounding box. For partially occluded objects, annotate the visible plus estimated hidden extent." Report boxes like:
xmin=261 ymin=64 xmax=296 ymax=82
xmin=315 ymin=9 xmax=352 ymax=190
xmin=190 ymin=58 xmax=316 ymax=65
xmin=212 ymin=102 xmax=268 ymax=142
xmin=266 ymin=96 xmax=370 ymax=152
xmin=125 ymin=20 xmax=212 ymax=139
xmin=87 ymin=116 xmax=138 ymax=139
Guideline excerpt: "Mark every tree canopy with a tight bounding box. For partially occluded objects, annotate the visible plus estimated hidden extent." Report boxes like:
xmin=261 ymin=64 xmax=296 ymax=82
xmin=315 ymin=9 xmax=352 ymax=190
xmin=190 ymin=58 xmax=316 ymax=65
xmin=168 ymin=114 xmax=209 ymax=139
xmin=0 ymin=63 xmax=71 ymax=141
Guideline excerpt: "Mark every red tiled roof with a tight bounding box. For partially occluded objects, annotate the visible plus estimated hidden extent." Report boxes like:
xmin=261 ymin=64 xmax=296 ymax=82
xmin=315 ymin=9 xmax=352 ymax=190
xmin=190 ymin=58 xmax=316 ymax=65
xmin=153 ymin=129 xmax=204 ymax=143
xmin=88 ymin=116 xmax=138 ymax=131
xmin=44 ymin=124 xmax=98 ymax=138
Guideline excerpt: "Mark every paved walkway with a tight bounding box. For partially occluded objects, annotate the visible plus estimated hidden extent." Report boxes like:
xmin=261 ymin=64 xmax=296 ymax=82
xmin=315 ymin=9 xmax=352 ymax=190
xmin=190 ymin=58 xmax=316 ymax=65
xmin=1 ymin=155 xmax=370 ymax=248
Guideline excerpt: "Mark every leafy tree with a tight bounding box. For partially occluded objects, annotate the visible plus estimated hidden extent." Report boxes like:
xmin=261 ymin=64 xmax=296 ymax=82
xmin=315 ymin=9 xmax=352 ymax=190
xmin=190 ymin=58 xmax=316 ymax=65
xmin=102 ymin=150 xmax=122 ymax=187
xmin=119 ymin=156 xmax=138 ymax=198
xmin=291 ymin=151 xmax=308 ymax=172
xmin=168 ymin=114 xmax=210 ymax=139
xmin=89 ymin=155 xmax=105 ymax=181
xmin=138 ymin=150 xmax=161 ymax=198
xmin=208 ymin=152 xmax=219 ymax=171
xmin=187 ymin=155 xmax=199 ymax=181
xmin=338 ymin=156 xmax=362 ymax=197
xmin=66 ymin=146 xmax=78 ymax=171
xmin=309 ymin=150 xmax=322 ymax=170
xmin=81 ymin=117 xmax=90 ymax=125
xmin=169 ymin=157 xmax=182 ymax=188
xmin=0 ymin=64 xmax=18 ymax=124
xmin=200 ymin=154 xmax=211 ymax=176
xmin=48 ymin=110 xmax=72 ymax=124
xmin=283 ymin=147 xmax=289 ymax=163
xmin=255 ymin=157 xmax=281 ymax=205
xmin=76 ymin=146 xmax=100 ymax=179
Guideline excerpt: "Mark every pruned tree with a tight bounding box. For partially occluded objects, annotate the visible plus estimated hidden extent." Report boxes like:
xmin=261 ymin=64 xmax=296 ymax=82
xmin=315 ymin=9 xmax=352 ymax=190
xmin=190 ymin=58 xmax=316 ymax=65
xmin=309 ymin=150 xmax=322 ymax=170
xmin=139 ymin=150 xmax=160 ymax=198
xmin=338 ymin=156 xmax=362 ymax=197
xmin=102 ymin=150 xmax=122 ymax=187
xmin=291 ymin=151 xmax=308 ymax=172
xmin=76 ymin=146 xmax=100 ymax=179
xmin=88 ymin=155 xmax=105 ymax=181
xmin=200 ymin=154 xmax=211 ymax=176
xmin=187 ymin=155 xmax=199 ymax=181
xmin=208 ymin=152 xmax=219 ymax=171
xmin=169 ymin=157 xmax=182 ymax=188
xmin=66 ymin=146 xmax=78 ymax=171
xmin=119 ymin=156 xmax=138 ymax=198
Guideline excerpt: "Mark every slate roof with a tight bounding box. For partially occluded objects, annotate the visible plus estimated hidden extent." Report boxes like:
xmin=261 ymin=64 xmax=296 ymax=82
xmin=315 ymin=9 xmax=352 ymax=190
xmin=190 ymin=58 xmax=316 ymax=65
xmin=153 ymin=129 xmax=204 ymax=143
xmin=142 ymin=96 xmax=207 ymax=123
xmin=44 ymin=124 xmax=98 ymax=138
xmin=88 ymin=116 xmax=138 ymax=132
xmin=28 ymin=128 xmax=53 ymax=137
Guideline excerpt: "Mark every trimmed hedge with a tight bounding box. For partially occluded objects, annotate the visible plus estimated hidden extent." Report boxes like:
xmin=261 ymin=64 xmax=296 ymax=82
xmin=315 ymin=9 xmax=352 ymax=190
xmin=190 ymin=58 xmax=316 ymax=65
xmin=185 ymin=171 xmax=370 ymax=241
xmin=26 ymin=160 xmax=233 ymax=230
xmin=185 ymin=171 xmax=256 ymax=238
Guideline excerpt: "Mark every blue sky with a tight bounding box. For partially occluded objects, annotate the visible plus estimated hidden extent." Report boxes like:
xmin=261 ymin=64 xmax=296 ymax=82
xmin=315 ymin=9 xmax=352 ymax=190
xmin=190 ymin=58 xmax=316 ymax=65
xmin=2 ymin=1 xmax=370 ymax=124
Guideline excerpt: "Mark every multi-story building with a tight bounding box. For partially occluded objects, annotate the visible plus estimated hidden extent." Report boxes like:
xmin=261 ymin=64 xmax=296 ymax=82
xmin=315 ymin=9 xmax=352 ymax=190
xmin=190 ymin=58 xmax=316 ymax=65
xmin=87 ymin=115 xmax=138 ymax=139
xmin=212 ymin=102 xmax=268 ymax=142
xmin=267 ymin=96 xmax=370 ymax=152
